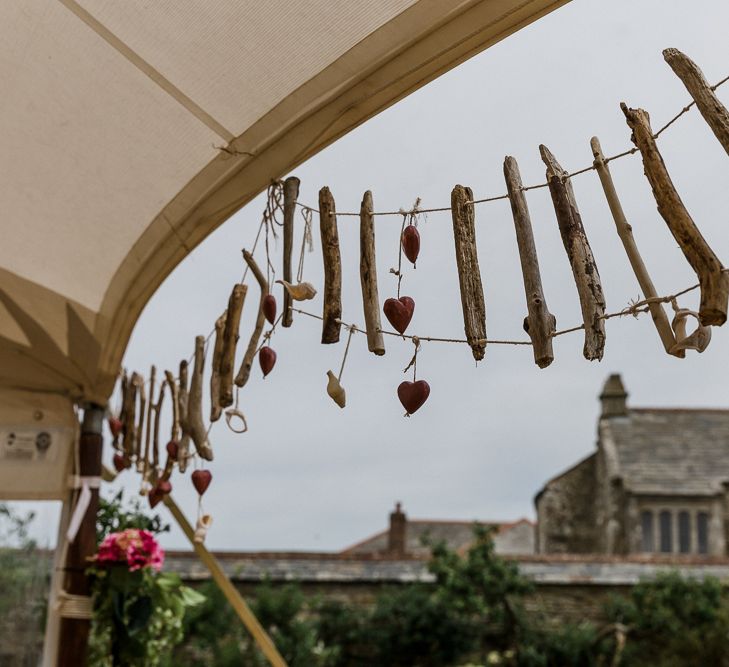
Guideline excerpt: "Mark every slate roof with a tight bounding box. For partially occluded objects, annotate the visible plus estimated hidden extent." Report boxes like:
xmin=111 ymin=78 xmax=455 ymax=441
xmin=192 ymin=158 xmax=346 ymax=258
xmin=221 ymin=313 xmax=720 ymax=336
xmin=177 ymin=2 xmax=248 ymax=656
xmin=605 ymin=408 xmax=729 ymax=496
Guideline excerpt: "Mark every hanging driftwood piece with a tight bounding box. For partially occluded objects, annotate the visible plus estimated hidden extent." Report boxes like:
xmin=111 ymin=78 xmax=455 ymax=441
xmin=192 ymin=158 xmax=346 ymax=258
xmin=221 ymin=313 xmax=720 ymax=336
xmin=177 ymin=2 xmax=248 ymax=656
xmin=151 ymin=378 xmax=166 ymax=471
xmin=177 ymin=360 xmax=191 ymax=472
xmin=503 ymin=157 xmax=556 ymax=368
xmin=188 ymin=335 xmax=214 ymax=460
xmin=590 ymin=136 xmax=682 ymax=357
xmin=319 ymin=187 xmax=342 ymax=344
xmin=622 ymin=104 xmax=729 ymax=326
xmin=161 ymin=369 xmax=180 ymax=482
xmin=359 ymin=190 xmax=385 ymax=355
xmin=663 ymin=48 xmax=729 ymax=156
xmin=209 ymin=312 xmax=227 ymax=422
xmin=450 ymin=185 xmax=486 ymax=361
xmin=282 ymin=176 xmax=300 ymax=328
xmin=134 ymin=373 xmax=147 ymax=472
xmin=121 ymin=372 xmax=138 ymax=466
xmin=219 ymin=284 xmax=247 ymax=407
xmin=235 ymin=251 xmax=268 ymax=388
xmin=540 ymin=145 xmax=607 ymax=360
xmin=141 ymin=366 xmax=157 ymax=486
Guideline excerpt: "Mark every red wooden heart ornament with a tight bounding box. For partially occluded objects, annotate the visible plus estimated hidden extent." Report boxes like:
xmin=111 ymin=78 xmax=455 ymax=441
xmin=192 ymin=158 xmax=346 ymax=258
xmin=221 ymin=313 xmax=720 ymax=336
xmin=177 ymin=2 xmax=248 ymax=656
xmin=262 ymin=294 xmax=277 ymax=325
xmin=108 ymin=417 xmax=123 ymax=438
xmin=157 ymin=480 xmax=172 ymax=496
xmin=397 ymin=380 xmax=430 ymax=415
xmin=191 ymin=469 xmax=212 ymax=496
xmin=383 ymin=297 xmax=415 ymax=335
xmin=166 ymin=440 xmax=179 ymax=459
xmin=148 ymin=487 xmax=163 ymax=508
xmin=112 ymin=453 xmax=127 ymax=472
xmin=401 ymin=225 xmax=420 ymax=265
xmin=259 ymin=346 xmax=277 ymax=377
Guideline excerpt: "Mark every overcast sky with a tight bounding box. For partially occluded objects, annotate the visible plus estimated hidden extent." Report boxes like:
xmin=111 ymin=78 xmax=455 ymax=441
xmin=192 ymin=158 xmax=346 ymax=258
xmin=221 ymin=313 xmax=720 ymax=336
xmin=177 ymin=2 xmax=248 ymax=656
xmin=16 ymin=0 xmax=729 ymax=552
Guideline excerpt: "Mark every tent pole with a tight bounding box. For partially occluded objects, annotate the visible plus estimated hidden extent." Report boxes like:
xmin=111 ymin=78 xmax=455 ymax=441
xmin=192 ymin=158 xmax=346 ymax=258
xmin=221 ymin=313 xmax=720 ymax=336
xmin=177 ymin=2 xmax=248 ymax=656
xmin=162 ymin=494 xmax=287 ymax=667
xmin=56 ymin=404 xmax=104 ymax=666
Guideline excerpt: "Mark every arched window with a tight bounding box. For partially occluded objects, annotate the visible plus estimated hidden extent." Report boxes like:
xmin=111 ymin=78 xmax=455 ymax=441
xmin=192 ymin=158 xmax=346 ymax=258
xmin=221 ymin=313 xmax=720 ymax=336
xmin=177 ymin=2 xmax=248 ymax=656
xmin=659 ymin=510 xmax=672 ymax=553
xmin=640 ymin=511 xmax=654 ymax=552
xmin=697 ymin=512 xmax=710 ymax=555
xmin=678 ymin=511 xmax=690 ymax=553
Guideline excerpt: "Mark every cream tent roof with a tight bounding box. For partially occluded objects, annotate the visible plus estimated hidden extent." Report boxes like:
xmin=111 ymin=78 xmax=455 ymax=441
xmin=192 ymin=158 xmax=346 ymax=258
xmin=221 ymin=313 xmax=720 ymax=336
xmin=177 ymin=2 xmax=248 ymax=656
xmin=1 ymin=0 xmax=568 ymax=405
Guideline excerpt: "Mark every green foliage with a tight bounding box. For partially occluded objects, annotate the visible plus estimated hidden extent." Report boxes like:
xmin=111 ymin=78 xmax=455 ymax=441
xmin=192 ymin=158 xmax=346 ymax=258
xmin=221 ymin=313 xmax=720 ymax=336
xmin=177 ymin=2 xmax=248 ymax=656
xmin=96 ymin=490 xmax=169 ymax=544
xmin=606 ymin=571 xmax=729 ymax=667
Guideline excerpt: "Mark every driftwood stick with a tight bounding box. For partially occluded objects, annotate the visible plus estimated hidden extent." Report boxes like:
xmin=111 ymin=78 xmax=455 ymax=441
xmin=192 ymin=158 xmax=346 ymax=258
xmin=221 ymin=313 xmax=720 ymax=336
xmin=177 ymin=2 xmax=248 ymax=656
xmin=319 ymin=187 xmax=342 ymax=344
xmin=503 ymin=157 xmax=556 ymax=368
xmin=188 ymin=335 xmax=213 ymax=460
xmin=235 ymin=251 xmax=268 ymax=387
xmin=282 ymin=176 xmax=300 ymax=328
xmin=219 ymin=284 xmax=247 ymax=406
xmin=152 ymin=379 xmax=166 ymax=470
xmin=540 ymin=145 xmax=607 ymax=360
xmin=121 ymin=372 xmax=137 ymax=465
xmin=622 ymin=104 xmax=729 ymax=326
xmin=591 ymin=136 xmax=682 ymax=357
xmin=177 ymin=360 xmax=191 ymax=473
xmin=359 ymin=190 xmax=385 ymax=355
xmin=450 ymin=185 xmax=487 ymax=361
xmin=209 ymin=312 xmax=227 ymax=422
xmin=663 ymin=48 xmax=729 ymax=156
xmin=134 ymin=373 xmax=147 ymax=472
xmin=114 ymin=371 xmax=128 ymax=451
xmin=142 ymin=366 xmax=157 ymax=482
xmin=164 ymin=370 xmax=180 ymax=443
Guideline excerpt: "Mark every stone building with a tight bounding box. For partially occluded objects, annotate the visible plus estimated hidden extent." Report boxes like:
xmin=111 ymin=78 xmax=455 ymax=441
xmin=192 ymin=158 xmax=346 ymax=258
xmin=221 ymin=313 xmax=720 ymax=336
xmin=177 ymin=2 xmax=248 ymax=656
xmin=535 ymin=374 xmax=729 ymax=556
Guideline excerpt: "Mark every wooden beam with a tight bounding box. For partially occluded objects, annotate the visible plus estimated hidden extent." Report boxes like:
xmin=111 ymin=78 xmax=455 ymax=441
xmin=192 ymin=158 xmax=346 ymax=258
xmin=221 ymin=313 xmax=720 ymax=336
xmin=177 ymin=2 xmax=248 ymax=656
xmin=281 ymin=177 xmax=300 ymax=328
xmin=319 ymin=187 xmax=342 ymax=344
xmin=622 ymin=103 xmax=729 ymax=326
xmin=450 ymin=184 xmax=487 ymax=361
xmin=540 ymin=145 xmax=606 ymax=360
xmin=163 ymin=495 xmax=288 ymax=667
xmin=503 ymin=157 xmax=555 ymax=368
xmin=663 ymin=48 xmax=729 ymax=156
xmin=359 ymin=191 xmax=385 ymax=355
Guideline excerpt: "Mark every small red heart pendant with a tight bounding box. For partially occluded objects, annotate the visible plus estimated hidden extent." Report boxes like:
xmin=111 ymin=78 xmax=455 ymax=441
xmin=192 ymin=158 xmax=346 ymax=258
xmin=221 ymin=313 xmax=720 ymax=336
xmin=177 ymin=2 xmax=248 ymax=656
xmin=259 ymin=346 xmax=277 ymax=377
xmin=383 ymin=297 xmax=415 ymax=335
xmin=156 ymin=480 xmax=172 ymax=496
xmin=397 ymin=380 xmax=430 ymax=415
xmin=192 ymin=469 xmax=212 ymax=496
xmin=262 ymin=294 xmax=277 ymax=325
xmin=401 ymin=225 xmax=420 ymax=265
xmin=148 ymin=487 xmax=163 ymax=508
xmin=112 ymin=453 xmax=127 ymax=472
xmin=108 ymin=417 xmax=123 ymax=438
xmin=166 ymin=440 xmax=179 ymax=460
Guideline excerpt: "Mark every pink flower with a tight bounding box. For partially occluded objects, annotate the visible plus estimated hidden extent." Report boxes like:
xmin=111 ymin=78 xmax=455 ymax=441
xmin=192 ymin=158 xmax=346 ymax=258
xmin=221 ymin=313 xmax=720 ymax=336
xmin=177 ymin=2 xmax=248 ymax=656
xmin=94 ymin=529 xmax=164 ymax=572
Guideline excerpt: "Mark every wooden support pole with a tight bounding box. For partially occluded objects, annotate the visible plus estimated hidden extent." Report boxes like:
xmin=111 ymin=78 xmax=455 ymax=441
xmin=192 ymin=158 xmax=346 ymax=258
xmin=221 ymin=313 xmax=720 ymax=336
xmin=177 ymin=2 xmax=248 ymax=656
xmin=359 ymin=190 xmax=385 ymax=355
xmin=622 ymin=104 xmax=729 ymax=326
xmin=540 ymin=145 xmax=607 ymax=360
xmin=56 ymin=405 xmax=103 ymax=667
xmin=187 ymin=335 xmax=214 ymax=460
xmin=177 ymin=360 xmax=191 ymax=473
xmin=235 ymin=252 xmax=268 ymax=387
xmin=503 ymin=157 xmax=556 ymax=368
xmin=282 ymin=177 xmax=300 ymax=328
xmin=219 ymin=284 xmax=247 ymax=406
xmin=450 ymin=185 xmax=487 ymax=361
xmin=163 ymin=495 xmax=288 ymax=667
xmin=663 ymin=48 xmax=729 ymax=156
xmin=590 ymin=136 xmax=682 ymax=357
xmin=209 ymin=312 xmax=227 ymax=422
xmin=319 ymin=187 xmax=342 ymax=344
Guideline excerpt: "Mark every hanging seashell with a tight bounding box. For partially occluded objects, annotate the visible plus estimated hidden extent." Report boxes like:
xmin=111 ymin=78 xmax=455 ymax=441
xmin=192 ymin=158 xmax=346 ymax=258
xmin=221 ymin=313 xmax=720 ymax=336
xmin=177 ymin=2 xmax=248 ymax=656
xmin=326 ymin=370 xmax=346 ymax=408
xmin=276 ymin=279 xmax=317 ymax=301
xmin=397 ymin=380 xmax=430 ymax=416
xmin=194 ymin=514 xmax=213 ymax=544
xmin=259 ymin=346 xmax=277 ymax=377
xmin=112 ymin=453 xmax=127 ymax=473
xmin=670 ymin=308 xmax=711 ymax=354
xmin=262 ymin=294 xmax=277 ymax=324
xmin=401 ymin=225 xmax=420 ymax=266
xmin=191 ymin=469 xmax=212 ymax=496
xmin=383 ymin=297 xmax=415 ymax=335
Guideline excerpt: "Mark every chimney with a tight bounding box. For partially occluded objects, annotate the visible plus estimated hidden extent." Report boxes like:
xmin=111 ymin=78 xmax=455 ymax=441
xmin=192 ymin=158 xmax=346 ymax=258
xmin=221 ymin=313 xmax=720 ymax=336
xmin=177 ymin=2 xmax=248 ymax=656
xmin=388 ymin=502 xmax=407 ymax=556
xmin=600 ymin=374 xmax=628 ymax=418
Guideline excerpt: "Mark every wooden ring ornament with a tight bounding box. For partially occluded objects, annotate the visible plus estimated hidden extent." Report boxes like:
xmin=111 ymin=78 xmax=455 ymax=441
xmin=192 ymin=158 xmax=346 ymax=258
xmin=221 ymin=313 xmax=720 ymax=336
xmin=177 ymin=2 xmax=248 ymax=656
xmin=224 ymin=408 xmax=248 ymax=434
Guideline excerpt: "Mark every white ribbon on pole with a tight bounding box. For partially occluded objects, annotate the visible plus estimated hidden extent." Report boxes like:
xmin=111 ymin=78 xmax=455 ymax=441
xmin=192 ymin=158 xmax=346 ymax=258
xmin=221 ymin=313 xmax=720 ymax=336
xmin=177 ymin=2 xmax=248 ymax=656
xmin=65 ymin=475 xmax=102 ymax=543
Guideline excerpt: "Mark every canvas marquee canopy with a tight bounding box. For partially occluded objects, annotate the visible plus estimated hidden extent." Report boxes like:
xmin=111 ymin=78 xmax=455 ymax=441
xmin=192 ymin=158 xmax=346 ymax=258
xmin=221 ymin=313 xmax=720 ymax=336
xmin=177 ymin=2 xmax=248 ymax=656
xmin=0 ymin=0 xmax=569 ymax=408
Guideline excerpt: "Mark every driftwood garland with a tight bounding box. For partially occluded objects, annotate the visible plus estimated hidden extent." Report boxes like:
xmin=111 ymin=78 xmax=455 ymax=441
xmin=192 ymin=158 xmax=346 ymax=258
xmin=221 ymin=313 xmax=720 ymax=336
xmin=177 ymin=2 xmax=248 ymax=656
xmin=622 ymin=104 xmax=729 ymax=326
xmin=209 ymin=313 xmax=227 ymax=422
xmin=282 ymin=176 xmax=300 ymax=328
xmin=359 ymin=190 xmax=385 ymax=355
xmin=450 ymin=185 xmax=486 ymax=361
xmin=235 ymin=252 xmax=267 ymax=388
xmin=176 ymin=361 xmax=191 ymax=473
xmin=590 ymin=136 xmax=681 ymax=357
xmin=503 ymin=157 xmax=556 ymax=368
xmin=540 ymin=145 xmax=606 ymax=360
xmin=219 ymin=284 xmax=247 ymax=407
xmin=663 ymin=48 xmax=729 ymax=156
xmin=319 ymin=187 xmax=342 ymax=344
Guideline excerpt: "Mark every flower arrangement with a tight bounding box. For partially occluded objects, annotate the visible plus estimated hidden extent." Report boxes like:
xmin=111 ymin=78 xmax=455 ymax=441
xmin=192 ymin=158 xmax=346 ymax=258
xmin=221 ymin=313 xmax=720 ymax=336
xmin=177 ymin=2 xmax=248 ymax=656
xmin=89 ymin=505 xmax=203 ymax=666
